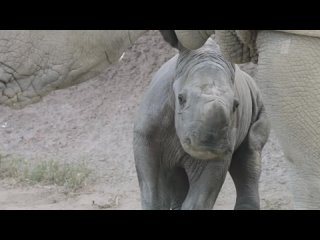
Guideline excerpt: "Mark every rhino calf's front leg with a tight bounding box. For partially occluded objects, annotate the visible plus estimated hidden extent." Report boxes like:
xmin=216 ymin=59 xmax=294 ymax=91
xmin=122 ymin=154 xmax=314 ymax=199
xmin=181 ymin=158 xmax=230 ymax=210
xmin=229 ymin=107 xmax=269 ymax=210
xmin=134 ymin=133 xmax=189 ymax=210
xmin=134 ymin=134 xmax=170 ymax=209
xmin=229 ymin=148 xmax=261 ymax=210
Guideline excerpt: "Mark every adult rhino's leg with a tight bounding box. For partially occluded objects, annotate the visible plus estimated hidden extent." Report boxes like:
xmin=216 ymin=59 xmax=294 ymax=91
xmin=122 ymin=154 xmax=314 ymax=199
xmin=256 ymin=31 xmax=320 ymax=209
xmin=181 ymin=158 xmax=230 ymax=210
xmin=229 ymin=107 xmax=269 ymax=210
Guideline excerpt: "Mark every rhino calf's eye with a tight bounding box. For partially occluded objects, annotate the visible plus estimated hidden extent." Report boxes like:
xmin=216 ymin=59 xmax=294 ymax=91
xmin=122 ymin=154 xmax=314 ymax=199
xmin=178 ymin=93 xmax=186 ymax=107
xmin=233 ymin=99 xmax=239 ymax=112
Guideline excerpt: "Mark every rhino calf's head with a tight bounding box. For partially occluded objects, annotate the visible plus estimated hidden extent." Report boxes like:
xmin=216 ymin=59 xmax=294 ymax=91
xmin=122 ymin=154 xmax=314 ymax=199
xmin=173 ymin=39 xmax=239 ymax=160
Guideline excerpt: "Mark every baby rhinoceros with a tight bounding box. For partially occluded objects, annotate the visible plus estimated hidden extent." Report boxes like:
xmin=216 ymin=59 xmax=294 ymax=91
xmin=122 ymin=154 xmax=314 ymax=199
xmin=133 ymin=38 xmax=270 ymax=210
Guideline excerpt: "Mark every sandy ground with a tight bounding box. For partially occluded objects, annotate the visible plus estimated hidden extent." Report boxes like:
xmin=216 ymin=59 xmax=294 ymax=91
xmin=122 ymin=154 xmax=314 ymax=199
xmin=0 ymin=31 xmax=294 ymax=210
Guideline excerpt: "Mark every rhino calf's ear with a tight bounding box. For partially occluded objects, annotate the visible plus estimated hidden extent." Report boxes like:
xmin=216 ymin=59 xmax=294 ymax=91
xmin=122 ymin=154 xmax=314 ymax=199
xmin=159 ymin=30 xmax=185 ymax=51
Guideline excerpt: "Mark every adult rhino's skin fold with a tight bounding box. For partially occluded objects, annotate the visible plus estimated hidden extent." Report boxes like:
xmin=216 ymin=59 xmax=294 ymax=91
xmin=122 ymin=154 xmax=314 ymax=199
xmin=0 ymin=30 xmax=146 ymax=108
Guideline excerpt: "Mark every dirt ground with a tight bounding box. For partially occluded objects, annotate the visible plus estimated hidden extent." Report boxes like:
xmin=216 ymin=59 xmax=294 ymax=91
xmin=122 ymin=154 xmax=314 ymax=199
xmin=0 ymin=30 xmax=294 ymax=209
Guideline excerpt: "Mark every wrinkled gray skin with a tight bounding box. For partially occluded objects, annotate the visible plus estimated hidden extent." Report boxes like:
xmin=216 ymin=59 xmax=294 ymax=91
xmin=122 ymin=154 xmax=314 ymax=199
xmin=133 ymin=39 xmax=270 ymax=210
xmin=0 ymin=30 xmax=146 ymax=108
